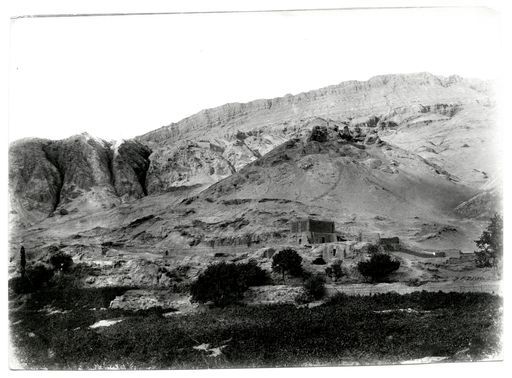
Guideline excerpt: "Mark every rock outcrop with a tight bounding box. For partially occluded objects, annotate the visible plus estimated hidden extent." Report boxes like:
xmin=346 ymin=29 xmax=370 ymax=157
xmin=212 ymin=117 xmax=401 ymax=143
xmin=146 ymin=140 xmax=235 ymax=194
xmin=308 ymin=125 xmax=329 ymax=143
xmin=138 ymin=72 xmax=490 ymax=144
xmin=41 ymin=133 xmax=119 ymax=213
xmin=9 ymin=139 xmax=63 ymax=225
xmin=112 ymin=140 xmax=152 ymax=200
xmin=10 ymin=134 xmax=154 ymax=224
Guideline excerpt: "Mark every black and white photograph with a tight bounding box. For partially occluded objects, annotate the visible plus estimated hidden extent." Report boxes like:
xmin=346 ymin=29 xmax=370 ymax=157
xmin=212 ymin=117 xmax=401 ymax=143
xmin=5 ymin=0 xmax=508 ymax=372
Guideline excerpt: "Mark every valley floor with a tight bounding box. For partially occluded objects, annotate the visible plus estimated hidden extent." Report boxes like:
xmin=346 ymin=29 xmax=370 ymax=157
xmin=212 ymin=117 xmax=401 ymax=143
xmin=9 ymin=287 xmax=502 ymax=369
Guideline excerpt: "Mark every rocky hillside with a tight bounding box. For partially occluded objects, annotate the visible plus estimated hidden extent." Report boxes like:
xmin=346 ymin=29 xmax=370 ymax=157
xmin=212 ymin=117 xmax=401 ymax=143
xmin=8 ymin=73 xmax=499 ymax=257
xmin=10 ymin=122 xmax=488 ymax=263
xmin=138 ymin=72 xmax=495 ymax=190
xmin=9 ymin=134 xmax=152 ymax=227
xmin=139 ymin=72 xmax=490 ymax=144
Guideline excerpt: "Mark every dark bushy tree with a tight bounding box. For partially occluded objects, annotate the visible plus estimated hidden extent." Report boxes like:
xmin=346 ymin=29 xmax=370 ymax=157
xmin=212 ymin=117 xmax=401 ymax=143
xmin=312 ymin=257 xmax=326 ymax=265
xmin=475 ymin=214 xmax=503 ymax=268
xmin=190 ymin=261 xmax=268 ymax=307
xmin=325 ymin=260 xmax=344 ymax=281
xmin=272 ymin=249 xmax=303 ymax=280
xmin=236 ymin=259 xmax=269 ymax=286
xmin=27 ymin=264 xmax=54 ymax=287
xmin=368 ymin=244 xmax=380 ymax=254
xmin=303 ymin=274 xmax=326 ymax=300
xmin=49 ymin=252 xmax=73 ymax=272
xmin=9 ymin=264 xmax=55 ymax=295
xmin=357 ymin=253 xmax=400 ymax=282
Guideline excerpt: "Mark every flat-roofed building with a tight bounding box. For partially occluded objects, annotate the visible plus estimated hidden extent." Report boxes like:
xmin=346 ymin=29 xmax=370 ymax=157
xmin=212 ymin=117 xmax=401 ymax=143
xmin=290 ymin=218 xmax=337 ymax=245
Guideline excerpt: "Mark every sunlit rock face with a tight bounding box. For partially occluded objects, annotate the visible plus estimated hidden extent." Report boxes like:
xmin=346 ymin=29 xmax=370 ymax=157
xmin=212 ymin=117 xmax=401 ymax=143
xmin=9 ymin=73 xmax=498 ymax=238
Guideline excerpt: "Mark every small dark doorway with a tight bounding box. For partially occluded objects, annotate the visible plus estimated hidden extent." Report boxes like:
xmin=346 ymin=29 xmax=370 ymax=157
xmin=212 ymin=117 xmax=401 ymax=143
xmin=321 ymin=237 xmax=326 ymax=243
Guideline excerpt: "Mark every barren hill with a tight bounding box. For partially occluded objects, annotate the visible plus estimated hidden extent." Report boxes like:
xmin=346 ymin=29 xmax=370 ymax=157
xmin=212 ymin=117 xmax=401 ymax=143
xmin=8 ymin=73 xmax=499 ymax=258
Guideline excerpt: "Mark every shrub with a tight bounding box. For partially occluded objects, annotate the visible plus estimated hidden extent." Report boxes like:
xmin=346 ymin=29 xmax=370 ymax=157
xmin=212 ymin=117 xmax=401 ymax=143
xmin=312 ymin=257 xmax=326 ymax=265
xmin=191 ymin=263 xmax=246 ymax=307
xmin=325 ymin=260 xmax=344 ymax=281
xmin=49 ymin=252 xmax=73 ymax=272
xmin=303 ymin=273 xmax=326 ymax=300
xmin=272 ymin=249 xmax=303 ymax=280
xmin=190 ymin=261 xmax=268 ymax=307
xmin=26 ymin=264 xmax=54 ymax=287
xmin=381 ymin=243 xmax=394 ymax=252
xmin=368 ymin=244 xmax=379 ymax=254
xmin=9 ymin=264 xmax=55 ymax=295
xmin=357 ymin=253 xmax=400 ymax=282
xmin=475 ymin=214 xmax=503 ymax=268
xmin=236 ymin=259 xmax=269 ymax=286
xmin=8 ymin=276 xmax=32 ymax=295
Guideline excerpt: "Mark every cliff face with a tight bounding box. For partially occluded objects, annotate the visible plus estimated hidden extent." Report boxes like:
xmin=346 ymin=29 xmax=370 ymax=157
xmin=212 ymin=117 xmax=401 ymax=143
xmin=9 ymin=134 xmax=152 ymax=225
xmin=138 ymin=72 xmax=490 ymax=143
xmin=113 ymin=140 xmax=152 ymax=200
xmin=137 ymin=72 xmax=495 ymax=191
xmin=41 ymin=134 xmax=119 ymax=212
xmin=9 ymin=73 xmax=497 ymax=228
xmin=9 ymin=139 xmax=63 ymax=225
xmin=145 ymin=140 xmax=236 ymax=194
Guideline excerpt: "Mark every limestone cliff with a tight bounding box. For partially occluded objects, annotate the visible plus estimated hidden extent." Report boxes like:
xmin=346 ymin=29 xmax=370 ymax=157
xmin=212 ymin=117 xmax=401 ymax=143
xmin=9 ymin=134 xmax=153 ymax=225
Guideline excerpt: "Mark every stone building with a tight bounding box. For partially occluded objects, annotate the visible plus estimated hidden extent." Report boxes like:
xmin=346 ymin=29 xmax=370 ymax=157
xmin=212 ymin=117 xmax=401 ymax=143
xmin=291 ymin=218 xmax=338 ymax=245
xmin=379 ymin=236 xmax=400 ymax=250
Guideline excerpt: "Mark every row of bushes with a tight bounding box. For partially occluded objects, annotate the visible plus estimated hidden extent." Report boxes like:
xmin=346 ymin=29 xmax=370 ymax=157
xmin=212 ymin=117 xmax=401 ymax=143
xmin=191 ymin=249 xmax=401 ymax=307
xmin=11 ymin=247 xmax=400 ymax=308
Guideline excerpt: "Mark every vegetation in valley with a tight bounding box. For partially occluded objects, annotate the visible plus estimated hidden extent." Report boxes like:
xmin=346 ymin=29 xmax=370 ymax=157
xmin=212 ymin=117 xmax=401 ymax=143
xmin=9 ymin=288 xmax=502 ymax=369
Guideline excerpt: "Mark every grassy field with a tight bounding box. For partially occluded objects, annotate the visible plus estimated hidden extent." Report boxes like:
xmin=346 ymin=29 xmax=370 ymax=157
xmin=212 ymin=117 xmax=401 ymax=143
xmin=9 ymin=287 xmax=502 ymax=369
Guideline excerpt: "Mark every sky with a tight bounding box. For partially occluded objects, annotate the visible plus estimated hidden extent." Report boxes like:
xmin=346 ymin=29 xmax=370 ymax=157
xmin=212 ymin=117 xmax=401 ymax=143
xmin=8 ymin=7 xmax=501 ymax=142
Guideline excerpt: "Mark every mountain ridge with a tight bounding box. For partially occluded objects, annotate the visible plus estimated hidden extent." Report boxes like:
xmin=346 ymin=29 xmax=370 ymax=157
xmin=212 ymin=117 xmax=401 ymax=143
xmin=8 ymin=72 xmax=499 ymax=256
xmin=138 ymin=72 xmax=491 ymax=144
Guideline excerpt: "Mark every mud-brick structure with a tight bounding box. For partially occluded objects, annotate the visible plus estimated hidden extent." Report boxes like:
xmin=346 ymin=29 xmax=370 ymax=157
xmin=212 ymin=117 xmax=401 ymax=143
xmin=291 ymin=218 xmax=338 ymax=245
xmin=379 ymin=236 xmax=400 ymax=250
